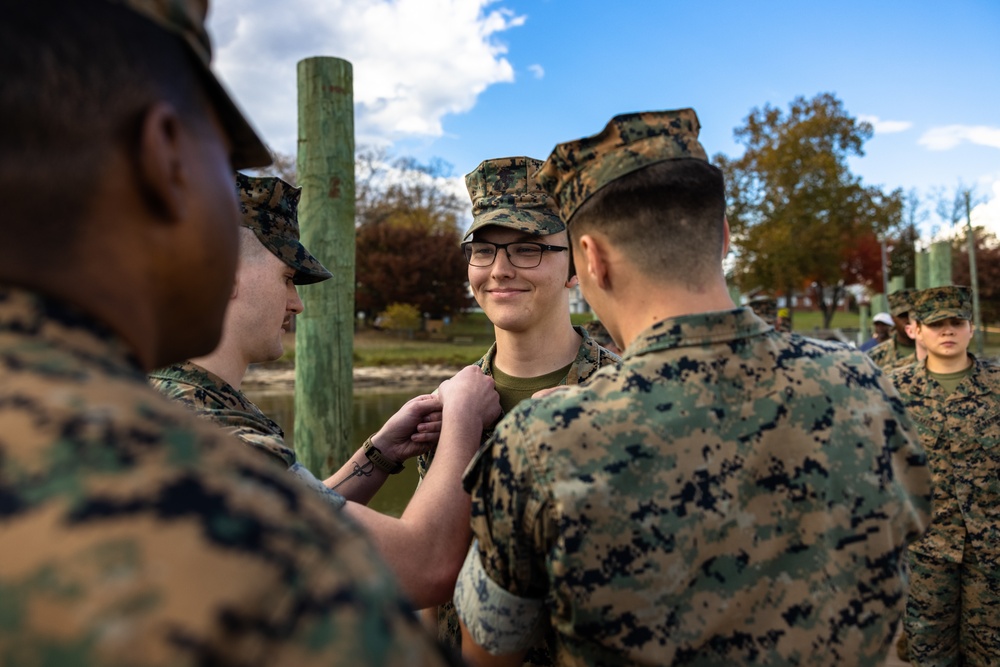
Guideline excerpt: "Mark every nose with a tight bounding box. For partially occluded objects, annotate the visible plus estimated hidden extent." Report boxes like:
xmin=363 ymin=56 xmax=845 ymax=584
xmin=288 ymin=284 xmax=304 ymax=315
xmin=490 ymin=248 xmax=517 ymax=278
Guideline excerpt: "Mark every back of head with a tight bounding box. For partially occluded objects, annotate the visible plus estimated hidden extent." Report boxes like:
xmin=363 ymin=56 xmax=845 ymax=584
xmin=0 ymin=0 xmax=269 ymax=267
xmin=537 ymin=109 xmax=726 ymax=287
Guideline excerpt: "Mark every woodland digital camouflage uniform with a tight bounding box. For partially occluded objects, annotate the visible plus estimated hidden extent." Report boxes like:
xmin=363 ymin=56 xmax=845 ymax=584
xmin=888 ymin=286 xmax=1000 ymax=665
xmin=456 ymin=109 xmax=932 ymax=666
xmin=150 ymin=361 xmax=346 ymax=509
xmin=869 ymin=288 xmax=917 ymax=370
xmin=458 ymin=310 xmax=932 ymax=665
xmin=420 ymin=325 xmax=618 ymax=665
xmin=0 ymin=287 xmax=455 ymax=666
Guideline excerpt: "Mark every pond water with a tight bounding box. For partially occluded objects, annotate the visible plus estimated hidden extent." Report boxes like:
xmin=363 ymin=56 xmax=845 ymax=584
xmin=246 ymin=388 xmax=430 ymax=518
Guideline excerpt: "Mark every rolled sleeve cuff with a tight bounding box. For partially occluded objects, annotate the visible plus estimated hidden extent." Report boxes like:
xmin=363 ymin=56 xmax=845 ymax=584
xmin=454 ymin=540 xmax=544 ymax=655
xmin=287 ymin=462 xmax=346 ymax=511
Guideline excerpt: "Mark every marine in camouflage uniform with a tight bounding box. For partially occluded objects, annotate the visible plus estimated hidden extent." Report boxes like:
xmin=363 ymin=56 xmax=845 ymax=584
xmin=455 ymin=109 xmax=932 ymax=666
xmin=151 ymin=174 xmax=346 ymax=508
xmin=419 ymin=157 xmax=619 ymax=665
xmin=868 ymin=288 xmax=918 ymax=370
xmin=0 ymin=1 xmax=458 ymax=663
xmin=888 ymin=286 xmax=1000 ymax=666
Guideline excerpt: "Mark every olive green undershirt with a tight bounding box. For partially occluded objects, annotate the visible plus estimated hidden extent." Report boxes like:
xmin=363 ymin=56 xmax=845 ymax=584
xmin=929 ymin=363 xmax=974 ymax=395
xmin=491 ymin=362 xmax=574 ymax=414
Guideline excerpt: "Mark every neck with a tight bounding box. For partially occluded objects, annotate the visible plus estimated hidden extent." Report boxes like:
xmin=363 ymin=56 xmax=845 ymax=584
xmin=493 ymin=322 xmax=582 ymax=378
xmin=189 ymin=344 xmax=250 ymax=389
xmin=926 ymin=353 xmax=973 ymax=375
xmin=609 ymin=276 xmax=736 ymax=350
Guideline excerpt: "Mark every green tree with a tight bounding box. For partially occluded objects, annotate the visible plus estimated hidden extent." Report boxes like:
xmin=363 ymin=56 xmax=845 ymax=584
xmin=717 ymin=92 xmax=904 ymax=327
xmin=378 ymin=302 xmax=422 ymax=338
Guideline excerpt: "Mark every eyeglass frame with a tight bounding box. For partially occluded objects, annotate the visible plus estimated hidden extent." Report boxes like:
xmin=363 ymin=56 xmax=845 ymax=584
xmin=461 ymin=240 xmax=569 ymax=268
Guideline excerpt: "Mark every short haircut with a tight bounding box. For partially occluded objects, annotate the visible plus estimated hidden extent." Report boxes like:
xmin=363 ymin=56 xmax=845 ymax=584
xmin=0 ymin=0 xmax=213 ymax=257
xmin=238 ymin=226 xmax=273 ymax=266
xmin=569 ymin=159 xmax=726 ymax=288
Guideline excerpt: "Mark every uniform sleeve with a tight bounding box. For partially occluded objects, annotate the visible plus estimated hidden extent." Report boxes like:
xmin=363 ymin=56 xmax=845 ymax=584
xmin=455 ymin=407 xmax=552 ymax=653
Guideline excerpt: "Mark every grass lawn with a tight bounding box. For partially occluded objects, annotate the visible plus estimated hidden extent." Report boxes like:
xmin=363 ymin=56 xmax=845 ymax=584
xmin=284 ymin=310 xmax=1000 ymax=366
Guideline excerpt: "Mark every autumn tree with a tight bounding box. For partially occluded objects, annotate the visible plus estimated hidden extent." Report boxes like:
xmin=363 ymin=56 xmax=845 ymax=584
xmin=354 ymin=150 xmax=470 ymax=319
xmin=717 ymin=92 xmax=904 ymax=327
xmin=248 ymin=148 xmax=471 ymax=319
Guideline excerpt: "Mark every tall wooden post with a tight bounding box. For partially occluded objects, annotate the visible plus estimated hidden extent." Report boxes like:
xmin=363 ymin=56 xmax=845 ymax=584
xmin=928 ymin=241 xmax=952 ymax=288
xmin=915 ymin=251 xmax=929 ymax=290
xmin=858 ymin=303 xmax=870 ymax=347
xmin=295 ymin=57 xmax=355 ymax=477
xmin=964 ymin=192 xmax=985 ymax=356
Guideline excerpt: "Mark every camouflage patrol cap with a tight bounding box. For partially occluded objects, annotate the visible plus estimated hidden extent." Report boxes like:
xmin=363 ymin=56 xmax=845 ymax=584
xmin=462 ymin=157 xmax=565 ymax=241
xmin=911 ymin=286 xmax=972 ymax=324
xmin=105 ymin=0 xmax=271 ymax=169
xmin=237 ymin=174 xmax=332 ymax=285
xmin=887 ymin=289 xmax=915 ymax=317
xmin=537 ymin=108 xmax=709 ymax=222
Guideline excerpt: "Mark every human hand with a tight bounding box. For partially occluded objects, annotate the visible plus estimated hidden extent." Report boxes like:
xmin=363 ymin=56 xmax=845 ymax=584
xmin=437 ymin=365 xmax=501 ymax=431
xmin=371 ymin=393 xmax=444 ymax=463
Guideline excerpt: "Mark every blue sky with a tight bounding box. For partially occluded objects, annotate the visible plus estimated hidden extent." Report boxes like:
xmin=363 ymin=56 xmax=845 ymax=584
xmin=209 ymin=0 xmax=1000 ymax=237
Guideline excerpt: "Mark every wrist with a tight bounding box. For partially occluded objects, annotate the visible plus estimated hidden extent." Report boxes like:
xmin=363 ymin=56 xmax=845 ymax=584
xmin=363 ymin=434 xmax=404 ymax=474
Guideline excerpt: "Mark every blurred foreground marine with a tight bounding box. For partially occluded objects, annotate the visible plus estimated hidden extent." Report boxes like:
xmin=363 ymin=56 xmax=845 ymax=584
xmin=889 ymin=286 xmax=1000 ymax=666
xmin=455 ymin=109 xmax=932 ymax=666
xmin=0 ymin=1 xmax=458 ymax=664
xmin=869 ymin=288 xmax=918 ymax=369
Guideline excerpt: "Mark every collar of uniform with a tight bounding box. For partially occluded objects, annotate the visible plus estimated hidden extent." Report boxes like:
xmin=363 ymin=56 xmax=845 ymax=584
xmin=150 ymin=360 xmax=227 ymax=392
xmin=569 ymin=324 xmax=620 ymax=384
xmin=902 ymin=354 xmax=993 ymax=399
xmin=624 ymin=307 xmax=771 ymax=360
xmin=0 ymin=285 xmax=144 ymax=379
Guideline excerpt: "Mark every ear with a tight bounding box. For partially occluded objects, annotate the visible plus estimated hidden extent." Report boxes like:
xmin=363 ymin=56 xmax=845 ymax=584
xmin=577 ymin=233 xmax=611 ymax=290
xmin=133 ymin=102 xmax=188 ymax=223
xmin=722 ymin=215 xmax=731 ymax=259
xmin=565 ymin=273 xmax=579 ymax=289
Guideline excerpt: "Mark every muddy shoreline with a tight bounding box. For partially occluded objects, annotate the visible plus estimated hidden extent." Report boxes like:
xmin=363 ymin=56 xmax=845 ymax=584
xmin=243 ymin=363 xmax=463 ymax=395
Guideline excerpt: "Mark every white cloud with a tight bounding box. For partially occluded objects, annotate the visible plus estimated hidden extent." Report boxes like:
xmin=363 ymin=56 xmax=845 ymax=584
xmin=857 ymin=115 xmax=912 ymax=134
xmin=528 ymin=63 xmax=545 ymax=79
xmin=919 ymin=125 xmax=1000 ymax=151
xmin=207 ymin=0 xmax=525 ymax=156
xmin=971 ymin=178 xmax=1000 ymax=241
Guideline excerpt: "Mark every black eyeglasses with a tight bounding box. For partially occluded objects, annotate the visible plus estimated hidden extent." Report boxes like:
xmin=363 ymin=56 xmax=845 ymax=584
xmin=461 ymin=241 xmax=569 ymax=268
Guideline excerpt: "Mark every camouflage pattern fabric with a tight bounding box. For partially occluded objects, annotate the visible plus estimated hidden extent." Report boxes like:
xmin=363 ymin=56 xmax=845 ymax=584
xmin=909 ymin=285 xmax=973 ymax=324
xmin=0 ymin=286 xmax=458 ymax=666
xmin=888 ymin=356 xmax=1000 ymax=664
xmin=150 ymin=361 xmax=294 ymax=467
xmin=456 ymin=307 xmax=931 ymax=665
xmin=106 ymin=0 xmax=269 ymax=168
xmin=868 ymin=336 xmax=918 ymax=371
xmin=421 ymin=325 xmax=619 ymax=666
xmin=887 ymin=288 xmax=915 ymax=317
xmin=463 ymin=156 xmax=565 ymax=241
xmin=536 ymin=109 xmax=708 ymax=222
xmin=747 ymin=296 xmax=777 ymax=328
xmin=237 ymin=173 xmax=332 ymax=285
xmin=149 ymin=361 xmax=346 ymax=510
